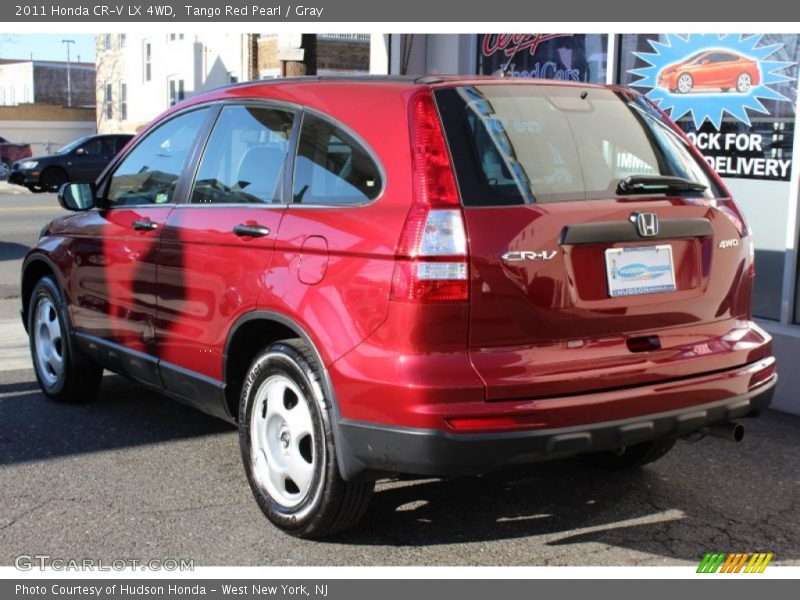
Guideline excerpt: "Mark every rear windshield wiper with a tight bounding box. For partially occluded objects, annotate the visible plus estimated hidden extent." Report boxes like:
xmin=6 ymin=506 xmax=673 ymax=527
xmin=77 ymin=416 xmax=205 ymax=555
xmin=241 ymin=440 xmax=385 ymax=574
xmin=616 ymin=175 xmax=707 ymax=196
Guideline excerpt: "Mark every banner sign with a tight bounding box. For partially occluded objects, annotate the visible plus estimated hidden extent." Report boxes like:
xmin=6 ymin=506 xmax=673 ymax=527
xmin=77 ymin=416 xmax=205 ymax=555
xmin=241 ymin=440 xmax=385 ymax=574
xmin=478 ymin=34 xmax=607 ymax=83
xmin=624 ymin=34 xmax=799 ymax=181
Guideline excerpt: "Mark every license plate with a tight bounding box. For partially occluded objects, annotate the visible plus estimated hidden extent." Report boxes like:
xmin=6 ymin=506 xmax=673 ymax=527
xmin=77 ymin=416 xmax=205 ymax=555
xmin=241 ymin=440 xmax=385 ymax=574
xmin=605 ymin=245 xmax=676 ymax=297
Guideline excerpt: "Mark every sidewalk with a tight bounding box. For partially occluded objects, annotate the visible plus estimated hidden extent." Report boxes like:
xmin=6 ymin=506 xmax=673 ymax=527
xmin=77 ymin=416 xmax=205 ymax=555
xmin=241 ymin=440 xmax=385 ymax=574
xmin=0 ymin=181 xmax=31 ymax=195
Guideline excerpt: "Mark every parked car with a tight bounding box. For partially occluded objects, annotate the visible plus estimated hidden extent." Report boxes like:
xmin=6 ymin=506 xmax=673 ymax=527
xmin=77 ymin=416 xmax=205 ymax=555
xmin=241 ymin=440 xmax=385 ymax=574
xmin=8 ymin=133 xmax=133 ymax=193
xmin=21 ymin=76 xmax=776 ymax=538
xmin=0 ymin=135 xmax=32 ymax=180
xmin=658 ymin=50 xmax=761 ymax=94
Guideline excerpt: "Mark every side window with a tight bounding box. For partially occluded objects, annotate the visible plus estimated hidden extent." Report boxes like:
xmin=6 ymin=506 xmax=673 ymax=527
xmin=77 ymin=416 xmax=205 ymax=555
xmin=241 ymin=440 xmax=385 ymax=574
xmin=77 ymin=139 xmax=105 ymax=156
xmin=190 ymin=105 xmax=293 ymax=204
xmin=106 ymin=108 xmax=208 ymax=207
xmin=292 ymin=113 xmax=382 ymax=205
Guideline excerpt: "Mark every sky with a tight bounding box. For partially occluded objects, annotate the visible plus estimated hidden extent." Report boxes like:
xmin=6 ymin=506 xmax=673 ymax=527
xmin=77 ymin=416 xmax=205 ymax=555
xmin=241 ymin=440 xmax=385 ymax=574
xmin=0 ymin=34 xmax=96 ymax=64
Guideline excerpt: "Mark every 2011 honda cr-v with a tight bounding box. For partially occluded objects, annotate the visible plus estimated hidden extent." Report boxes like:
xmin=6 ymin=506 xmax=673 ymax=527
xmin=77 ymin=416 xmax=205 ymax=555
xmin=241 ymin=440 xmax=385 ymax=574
xmin=21 ymin=76 xmax=776 ymax=538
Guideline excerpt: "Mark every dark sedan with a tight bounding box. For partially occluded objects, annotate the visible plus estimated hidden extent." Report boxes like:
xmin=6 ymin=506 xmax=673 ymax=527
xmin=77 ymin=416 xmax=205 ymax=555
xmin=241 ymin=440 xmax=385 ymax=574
xmin=9 ymin=133 xmax=133 ymax=193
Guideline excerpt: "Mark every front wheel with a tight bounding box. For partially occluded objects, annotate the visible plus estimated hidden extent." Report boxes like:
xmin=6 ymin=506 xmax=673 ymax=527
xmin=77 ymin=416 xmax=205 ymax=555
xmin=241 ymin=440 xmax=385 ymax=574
xmin=40 ymin=167 xmax=68 ymax=193
xmin=28 ymin=276 xmax=103 ymax=402
xmin=239 ymin=339 xmax=374 ymax=538
xmin=676 ymin=73 xmax=693 ymax=94
xmin=580 ymin=438 xmax=676 ymax=470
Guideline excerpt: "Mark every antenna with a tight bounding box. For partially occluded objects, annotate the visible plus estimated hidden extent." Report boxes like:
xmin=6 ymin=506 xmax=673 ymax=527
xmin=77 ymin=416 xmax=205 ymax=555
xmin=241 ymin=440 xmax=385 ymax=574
xmin=500 ymin=36 xmax=527 ymax=78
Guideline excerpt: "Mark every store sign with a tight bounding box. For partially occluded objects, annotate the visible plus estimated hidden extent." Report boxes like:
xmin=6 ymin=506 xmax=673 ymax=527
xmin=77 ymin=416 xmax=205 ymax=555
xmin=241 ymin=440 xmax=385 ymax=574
xmin=479 ymin=34 xmax=607 ymax=83
xmin=684 ymin=122 xmax=793 ymax=181
xmin=627 ymin=34 xmax=797 ymax=181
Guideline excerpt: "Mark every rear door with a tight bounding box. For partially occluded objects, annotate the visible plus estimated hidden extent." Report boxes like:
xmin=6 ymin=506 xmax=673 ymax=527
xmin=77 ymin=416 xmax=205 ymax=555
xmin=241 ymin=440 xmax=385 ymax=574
xmin=435 ymin=83 xmax=751 ymax=400
xmin=155 ymin=102 xmax=293 ymax=414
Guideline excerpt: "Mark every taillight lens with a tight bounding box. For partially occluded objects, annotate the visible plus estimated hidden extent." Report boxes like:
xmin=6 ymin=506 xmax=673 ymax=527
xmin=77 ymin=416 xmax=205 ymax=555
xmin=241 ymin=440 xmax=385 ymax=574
xmin=392 ymin=91 xmax=468 ymax=303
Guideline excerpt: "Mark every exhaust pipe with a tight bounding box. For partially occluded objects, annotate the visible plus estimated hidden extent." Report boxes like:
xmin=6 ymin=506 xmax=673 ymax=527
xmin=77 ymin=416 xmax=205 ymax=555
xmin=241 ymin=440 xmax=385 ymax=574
xmin=706 ymin=422 xmax=745 ymax=442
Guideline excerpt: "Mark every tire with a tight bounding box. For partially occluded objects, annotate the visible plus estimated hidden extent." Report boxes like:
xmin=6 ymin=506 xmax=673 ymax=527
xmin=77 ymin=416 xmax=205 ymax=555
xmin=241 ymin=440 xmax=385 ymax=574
xmin=26 ymin=184 xmax=45 ymax=193
xmin=721 ymin=87 xmax=730 ymax=93
xmin=580 ymin=438 xmax=676 ymax=470
xmin=0 ymin=159 xmax=10 ymax=181
xmin=239 ymin=339 xmax=374 ymax=538
xmin=676 ymin=73 xmax=693 ymax=94
xmin=736 ymin=72 xmax=753 ymax=93
xmin=40 ymin=167 xmax=68 ymax=193
xmin=28 ymin=276 xmax=103 ymax=403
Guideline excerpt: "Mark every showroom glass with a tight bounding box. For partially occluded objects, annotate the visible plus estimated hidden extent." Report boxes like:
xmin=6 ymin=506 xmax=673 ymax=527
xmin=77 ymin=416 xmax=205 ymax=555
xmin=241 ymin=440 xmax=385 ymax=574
xmin=435 ymin=85 xmax=720 ymax=206
xmin=619 ymin=34 xmax=800 ymax=321
xmin=191 ymin=105 xmax=294 ymax=204
xmin=106 ymin=108 xmax=209 ymax=207
xmin=292 ymin=113 xmax=382 ymax=205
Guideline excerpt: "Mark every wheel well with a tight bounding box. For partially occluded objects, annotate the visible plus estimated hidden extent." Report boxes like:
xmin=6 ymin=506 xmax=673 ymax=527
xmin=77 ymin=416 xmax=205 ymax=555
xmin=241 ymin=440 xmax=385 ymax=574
xmin=223 ymin=318 xmax=302 ymax=422
xmin=20 ymin=260 xmax=57 ymax=331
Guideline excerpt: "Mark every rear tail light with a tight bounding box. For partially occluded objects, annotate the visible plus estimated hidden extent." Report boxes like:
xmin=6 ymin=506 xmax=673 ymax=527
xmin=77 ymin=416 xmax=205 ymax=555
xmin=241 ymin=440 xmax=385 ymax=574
xmin=391 ymin=91 xmax=468 ymax=302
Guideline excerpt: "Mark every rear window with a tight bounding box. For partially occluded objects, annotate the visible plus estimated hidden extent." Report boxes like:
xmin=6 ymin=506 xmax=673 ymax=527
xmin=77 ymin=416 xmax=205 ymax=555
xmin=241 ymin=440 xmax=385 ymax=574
xmin=434 ymin=85 xmax=721 ymax=206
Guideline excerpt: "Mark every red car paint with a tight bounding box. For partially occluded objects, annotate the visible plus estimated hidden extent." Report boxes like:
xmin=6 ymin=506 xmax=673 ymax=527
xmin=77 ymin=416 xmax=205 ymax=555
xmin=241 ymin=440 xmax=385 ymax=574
xmin=23 ymin=76 xmax=775 ymax=468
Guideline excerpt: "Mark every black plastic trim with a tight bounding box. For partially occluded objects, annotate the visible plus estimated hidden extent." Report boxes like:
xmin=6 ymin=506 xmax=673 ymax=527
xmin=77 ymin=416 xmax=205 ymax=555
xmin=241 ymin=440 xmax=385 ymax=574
xmin=73 ymin=332 xmax=229 ymax=421
xmin=337 ymin=375 xmax=776 ymax=479
xmin=560 ymin=217 xmax=714 ymax=245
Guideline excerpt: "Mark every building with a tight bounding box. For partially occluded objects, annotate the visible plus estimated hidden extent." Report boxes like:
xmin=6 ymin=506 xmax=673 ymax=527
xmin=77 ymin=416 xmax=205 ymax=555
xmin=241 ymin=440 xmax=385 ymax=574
xmin=371 ymin=33 xmax=800 ymax=416
xmin=257 ymin=33 xmax=371 ymax=78
xmin=0 ymin=103 xmax=95 ymax=156
xmin=0 ymin=59 xmax=95 ymax=107
xmin=95 ymin=33 xmax=258 ymax=133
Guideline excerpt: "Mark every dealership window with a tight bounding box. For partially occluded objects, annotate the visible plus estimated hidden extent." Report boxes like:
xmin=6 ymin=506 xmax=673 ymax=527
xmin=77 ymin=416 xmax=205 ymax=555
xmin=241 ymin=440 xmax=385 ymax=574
xmin=478 ymin=34 xmax=608 ymax=83
xmin=118 ymin=81 xmax=127 ymax=121
xmin=119 ymin=34 xmax=126 ymax=49
xmin=103 ymin=34 xmax=112 ymax=51
xmin=168 ymin=77 xmax=185 ymax=106
xmin=104 ymin=82 xmax=112 ymax=119
xmin=143 ymin=42 xmax=152 ymax=82
xmin=618 ymin=34 xmax=800 ymax=321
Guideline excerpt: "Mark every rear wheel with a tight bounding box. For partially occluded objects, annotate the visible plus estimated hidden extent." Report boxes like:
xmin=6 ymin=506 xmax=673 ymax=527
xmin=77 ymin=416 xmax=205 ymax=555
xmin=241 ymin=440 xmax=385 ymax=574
xmin=676 ymin=73 xmax=693 ymax=94
xmin=40 ymin=167 xmax=68 ymax=193
xmin=28 ymin=276 xmax=103 ymax=403
xmin=239 ymin=339 xmax=373 ymax=538
xmin=581 ymin=438 xmax=676 ymax=470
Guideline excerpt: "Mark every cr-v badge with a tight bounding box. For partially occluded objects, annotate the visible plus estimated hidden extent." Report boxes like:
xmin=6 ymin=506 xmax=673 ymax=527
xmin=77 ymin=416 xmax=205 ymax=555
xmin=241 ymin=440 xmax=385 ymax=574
xmin=501 ymin=250 xmax=558 ymax=263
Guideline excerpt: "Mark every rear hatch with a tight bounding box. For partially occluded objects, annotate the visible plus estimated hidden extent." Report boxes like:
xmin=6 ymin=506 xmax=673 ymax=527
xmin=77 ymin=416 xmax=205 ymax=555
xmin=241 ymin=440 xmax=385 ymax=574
xmin=434 ymin=83 xmax=755 ymax=401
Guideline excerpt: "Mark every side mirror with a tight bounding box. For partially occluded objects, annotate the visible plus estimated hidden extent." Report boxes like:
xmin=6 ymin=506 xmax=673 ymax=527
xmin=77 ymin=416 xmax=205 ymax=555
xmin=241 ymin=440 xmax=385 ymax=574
xmin=58 ymin=182 xmax=96 ymax=211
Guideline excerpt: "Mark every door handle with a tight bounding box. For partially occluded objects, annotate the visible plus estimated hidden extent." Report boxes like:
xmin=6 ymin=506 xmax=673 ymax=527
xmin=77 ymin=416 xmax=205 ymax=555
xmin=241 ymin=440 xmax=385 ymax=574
xmin=132 ymin=219 xmax=158 ymax=231
xmin=233 ymin=224 xmax=270 ymax=238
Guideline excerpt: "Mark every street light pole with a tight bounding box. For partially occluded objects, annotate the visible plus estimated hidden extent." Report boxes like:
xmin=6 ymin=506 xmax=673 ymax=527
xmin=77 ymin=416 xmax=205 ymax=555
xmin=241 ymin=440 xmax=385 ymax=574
xmin=62 ymin=39 xmax=75 ymax=107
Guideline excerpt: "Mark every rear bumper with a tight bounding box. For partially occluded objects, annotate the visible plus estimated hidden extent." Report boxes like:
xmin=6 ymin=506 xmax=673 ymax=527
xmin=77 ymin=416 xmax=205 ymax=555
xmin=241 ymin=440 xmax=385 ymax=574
xmin=335 ymin=369 xmax=776 ymax=480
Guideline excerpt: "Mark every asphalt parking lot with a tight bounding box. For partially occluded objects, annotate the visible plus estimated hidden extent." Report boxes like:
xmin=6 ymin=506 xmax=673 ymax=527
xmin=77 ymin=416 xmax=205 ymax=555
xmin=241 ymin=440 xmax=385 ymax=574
xmin=1 ymin=188 xmax=799 ymax=566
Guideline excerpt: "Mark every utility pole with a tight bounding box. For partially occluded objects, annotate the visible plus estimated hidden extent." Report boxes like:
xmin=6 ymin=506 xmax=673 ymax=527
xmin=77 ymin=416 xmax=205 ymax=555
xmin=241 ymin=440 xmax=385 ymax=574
xmin=62 ymin=39 xmax=75 ymax=107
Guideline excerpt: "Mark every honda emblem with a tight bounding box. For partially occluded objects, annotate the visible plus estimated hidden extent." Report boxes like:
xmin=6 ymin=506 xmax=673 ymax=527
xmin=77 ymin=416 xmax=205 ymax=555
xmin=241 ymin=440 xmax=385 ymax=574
xmin=632 ymin=212 xmax=659 ymax=237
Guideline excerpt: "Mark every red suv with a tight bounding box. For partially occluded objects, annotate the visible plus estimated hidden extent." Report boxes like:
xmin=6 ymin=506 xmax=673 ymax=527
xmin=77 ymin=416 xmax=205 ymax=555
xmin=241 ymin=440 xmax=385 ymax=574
xmin=21 ymin=76 xmax=776 ymax=538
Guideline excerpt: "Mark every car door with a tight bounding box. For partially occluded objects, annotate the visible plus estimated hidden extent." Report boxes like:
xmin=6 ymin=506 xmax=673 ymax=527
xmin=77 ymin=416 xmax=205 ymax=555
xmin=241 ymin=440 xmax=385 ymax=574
xmin=67 ymin=107 xmax=212 ymax=385
xmin=155 ymin=102 xmax=293 ymax=415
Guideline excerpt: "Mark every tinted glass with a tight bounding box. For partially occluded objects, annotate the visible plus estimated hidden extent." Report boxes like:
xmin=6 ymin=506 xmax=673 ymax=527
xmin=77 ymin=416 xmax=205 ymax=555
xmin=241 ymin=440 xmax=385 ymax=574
xmin=79 ymin=137 xmax=115 ymax=156
xmin=435 ymin=85 xmax=721 ymax=206
xmin=191 ymin=105 xmax=293 ymax=204
xmin=292 ymin=113 xmax=382 ymax=205
xmin=106 ymin=108 xmax=208 ymax=207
